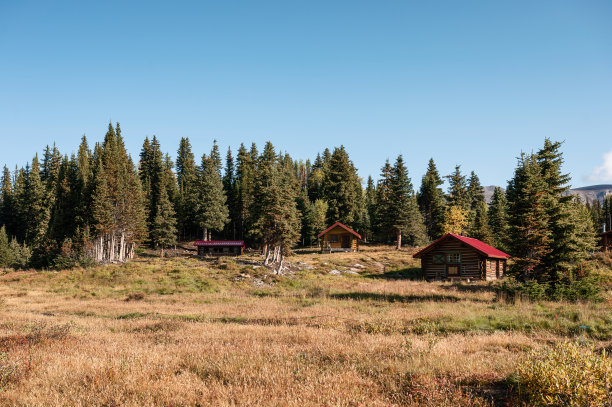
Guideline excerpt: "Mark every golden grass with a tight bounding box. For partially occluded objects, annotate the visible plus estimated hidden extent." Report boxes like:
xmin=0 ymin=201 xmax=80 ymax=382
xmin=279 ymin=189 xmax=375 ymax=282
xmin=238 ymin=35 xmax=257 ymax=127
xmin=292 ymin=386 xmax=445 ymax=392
xmin=0 ymin=246 xmax=609 ymax=406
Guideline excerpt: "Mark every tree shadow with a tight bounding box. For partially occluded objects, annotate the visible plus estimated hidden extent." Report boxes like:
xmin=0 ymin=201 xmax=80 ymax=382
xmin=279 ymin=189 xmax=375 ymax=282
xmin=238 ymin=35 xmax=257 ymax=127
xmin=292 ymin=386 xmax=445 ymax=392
xmin=440 ymin=282 xmax=497 ymax=294
xmin=365 ymin=267 xmax=422 ymax=280
xmin=330 ymin=291 xmax=464 ymax=303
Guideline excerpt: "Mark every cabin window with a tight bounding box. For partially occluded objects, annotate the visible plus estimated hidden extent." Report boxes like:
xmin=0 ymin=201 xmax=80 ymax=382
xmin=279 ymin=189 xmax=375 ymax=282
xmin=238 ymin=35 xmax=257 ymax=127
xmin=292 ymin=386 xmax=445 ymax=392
xmin=487 ymin=260 xmax=497 ymax=271
xmin=329 ymin=235 xmax=338 ymax=243
xmin=432 ymin=254 xmax=445 ymax=264
xmin=446 ymin=253 xmax=461 ymax=264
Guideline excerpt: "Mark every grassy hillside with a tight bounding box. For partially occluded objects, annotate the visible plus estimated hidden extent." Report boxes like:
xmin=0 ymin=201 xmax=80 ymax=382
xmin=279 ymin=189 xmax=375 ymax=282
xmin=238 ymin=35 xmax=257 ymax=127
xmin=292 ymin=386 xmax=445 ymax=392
xmin=0 ymin=246 xmax=610 ymax=406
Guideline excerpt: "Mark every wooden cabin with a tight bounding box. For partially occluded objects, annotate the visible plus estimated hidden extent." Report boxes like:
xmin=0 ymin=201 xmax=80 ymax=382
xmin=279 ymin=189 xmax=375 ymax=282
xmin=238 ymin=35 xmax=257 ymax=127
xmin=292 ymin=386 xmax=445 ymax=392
xmin=194 ymin=240 xmax=244 ymax=256
xmin=318 ymin=222 xmax=361 ymax=252
xmin=600 ymin=231 xmax=612 ymax=253
xmin=413 ymin=233 xmax=510 ymax=281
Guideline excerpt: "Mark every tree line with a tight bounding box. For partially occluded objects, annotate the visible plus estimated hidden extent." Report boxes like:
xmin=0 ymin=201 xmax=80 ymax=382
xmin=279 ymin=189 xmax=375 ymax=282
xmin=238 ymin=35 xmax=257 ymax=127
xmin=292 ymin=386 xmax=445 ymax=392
xmin=0 ymin=124 xmax=601 ymax=286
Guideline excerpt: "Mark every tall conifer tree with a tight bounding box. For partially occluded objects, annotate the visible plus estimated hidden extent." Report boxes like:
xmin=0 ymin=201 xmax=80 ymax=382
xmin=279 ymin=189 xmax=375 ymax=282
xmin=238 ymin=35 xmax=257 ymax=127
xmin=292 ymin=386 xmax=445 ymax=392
xmin=417 ymin=158 xmax=446 ymax=240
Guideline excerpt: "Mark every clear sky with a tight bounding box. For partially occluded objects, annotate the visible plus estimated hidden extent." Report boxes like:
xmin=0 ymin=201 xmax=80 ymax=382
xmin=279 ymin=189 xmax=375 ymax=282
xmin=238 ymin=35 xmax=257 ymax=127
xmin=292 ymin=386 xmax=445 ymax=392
xmin=1 ymin=1 xmax=611 ymax=188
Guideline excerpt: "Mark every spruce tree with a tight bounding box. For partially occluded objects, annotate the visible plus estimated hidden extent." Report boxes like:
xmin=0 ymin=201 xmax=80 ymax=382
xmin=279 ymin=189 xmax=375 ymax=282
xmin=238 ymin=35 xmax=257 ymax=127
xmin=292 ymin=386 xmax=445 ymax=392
xmin=374 ymin=160 xmax=394 ymax=242
xmin=0 ymin=225 xmax=10 ymax=267
xmin=0 ymin=165 xmax=14 ymax=236
xmin=488 ymin=187 xmax=509 ymax=251
xmin=466 ymin=171 xmax=490 ymax=241
xmin=363 ymin=176 xmax=376 ymax=242
xmin=322 ymin=146 xmax=359 ymax=227
xmin=223 ymin=147 xmax=238 ymax=239
xmin=175 ymin=137 xmax=198 ymax=240
xmin=506 ymin=154 xmax=552 ymax=281
xmin=446 ymin=165 xmax=469 ymax=210
xmin=390 ymin=155 xmax=427 ymax=248
xmin=417 ymin=158 xmax=446 ymax=240
xmin=536 ymin=139 xmax=597 ymax=281
xmin=151 ymin=185 xmax=177 ymax=257
xmin=195 ymin=150 xmax=229 ymax=240
xmin=25 ymin=154 xmax=51 ymax=263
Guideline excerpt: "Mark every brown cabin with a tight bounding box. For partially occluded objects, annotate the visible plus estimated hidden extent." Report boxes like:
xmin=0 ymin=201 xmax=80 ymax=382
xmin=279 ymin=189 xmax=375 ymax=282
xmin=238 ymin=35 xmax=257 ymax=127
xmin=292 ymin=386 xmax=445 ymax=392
xmin=194 ymin=240 xmax=244 ymax=256
xmin=600 ymin=231 xmax=612 ymax=253
xmin=318 ymin=222 xmax=361 ymax=252
xmin=413 ymin=233 xmax=510 ymax=281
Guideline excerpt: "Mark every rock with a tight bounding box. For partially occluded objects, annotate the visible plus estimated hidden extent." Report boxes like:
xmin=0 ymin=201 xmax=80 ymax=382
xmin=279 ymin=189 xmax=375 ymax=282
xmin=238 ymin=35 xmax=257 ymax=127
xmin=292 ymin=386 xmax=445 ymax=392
xmin=329 ymin=269 xmax=342 ymax=275
xmin=353 ymin=263 xmax=366 ymax=268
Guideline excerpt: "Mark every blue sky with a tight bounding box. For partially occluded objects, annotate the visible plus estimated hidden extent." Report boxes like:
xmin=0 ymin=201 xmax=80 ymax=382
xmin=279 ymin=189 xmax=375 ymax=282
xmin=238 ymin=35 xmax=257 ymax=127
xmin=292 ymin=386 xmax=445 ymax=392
xmin=1 ymin=1 xmax=611 ymax=188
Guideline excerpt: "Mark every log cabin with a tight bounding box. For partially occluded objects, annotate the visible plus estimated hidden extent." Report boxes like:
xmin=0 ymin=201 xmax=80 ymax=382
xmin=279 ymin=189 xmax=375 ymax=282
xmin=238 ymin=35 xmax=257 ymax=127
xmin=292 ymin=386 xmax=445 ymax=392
xmin=600 ymin=231 xmax=612 ymax=253
xmin=318 ymin=222 xmax=361 ymax=252
xmin=194 ymin=240 xmax=244 ymax=256
xmin=413 ymin=233 xmax=510 ymax=281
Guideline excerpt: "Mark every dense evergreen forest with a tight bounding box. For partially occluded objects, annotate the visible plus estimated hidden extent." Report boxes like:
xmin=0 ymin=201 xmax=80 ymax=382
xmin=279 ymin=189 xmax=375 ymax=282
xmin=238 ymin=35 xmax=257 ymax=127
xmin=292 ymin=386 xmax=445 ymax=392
xmin=0 ymin=123 xmax=608 ymax=288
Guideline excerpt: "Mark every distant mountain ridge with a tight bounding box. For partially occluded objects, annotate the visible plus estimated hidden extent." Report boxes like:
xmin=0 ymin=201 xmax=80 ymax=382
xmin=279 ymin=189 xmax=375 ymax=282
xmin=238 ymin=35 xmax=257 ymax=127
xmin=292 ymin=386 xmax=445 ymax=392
xmin=482 ymin=185 xmax=612 ymax=204
xmin=568 ymin=184 xmax=612 ymax=204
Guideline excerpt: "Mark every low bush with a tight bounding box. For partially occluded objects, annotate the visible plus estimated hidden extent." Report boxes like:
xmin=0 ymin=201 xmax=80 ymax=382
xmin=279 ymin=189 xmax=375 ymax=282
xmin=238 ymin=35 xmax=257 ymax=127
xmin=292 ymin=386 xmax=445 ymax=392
xmin=496 ymin=276 xmax=603 ymax=303
xmin=515 ymin=341 xmax=612 ymax=406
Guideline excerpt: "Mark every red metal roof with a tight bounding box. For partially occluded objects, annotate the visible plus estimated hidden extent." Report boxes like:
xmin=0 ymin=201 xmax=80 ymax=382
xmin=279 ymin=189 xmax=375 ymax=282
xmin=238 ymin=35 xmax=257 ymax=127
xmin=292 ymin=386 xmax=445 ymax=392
xmin=317 ymin=222 xmax=362 ymax=239
xmin=413 ymin=233 xmax=510 ymax=259
xmin=194 ymin=240 xmax=244 ymax=247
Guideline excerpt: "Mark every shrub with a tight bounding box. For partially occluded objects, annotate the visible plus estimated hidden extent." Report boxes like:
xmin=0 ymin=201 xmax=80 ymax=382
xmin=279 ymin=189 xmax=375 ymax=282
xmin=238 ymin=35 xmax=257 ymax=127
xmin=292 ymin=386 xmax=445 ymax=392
xmin=496 ymin=276 xmax=603 ymax=303
xmin=515 ymin=341 xmax=612 ymax=406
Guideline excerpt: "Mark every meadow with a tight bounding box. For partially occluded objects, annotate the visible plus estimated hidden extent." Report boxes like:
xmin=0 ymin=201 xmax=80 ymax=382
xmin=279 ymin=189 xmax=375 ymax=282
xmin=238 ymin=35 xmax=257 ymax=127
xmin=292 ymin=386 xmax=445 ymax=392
xmin=0 ymin=246 xmax=610 ymax=406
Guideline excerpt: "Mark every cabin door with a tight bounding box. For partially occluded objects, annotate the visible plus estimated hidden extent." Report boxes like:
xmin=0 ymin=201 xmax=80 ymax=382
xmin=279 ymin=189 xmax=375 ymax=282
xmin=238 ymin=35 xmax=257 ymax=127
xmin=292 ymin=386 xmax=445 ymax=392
xmin=341 ymin=235 xmax=351 ymax=248
xmin=446 ymin=265 xmax=459 ymax=277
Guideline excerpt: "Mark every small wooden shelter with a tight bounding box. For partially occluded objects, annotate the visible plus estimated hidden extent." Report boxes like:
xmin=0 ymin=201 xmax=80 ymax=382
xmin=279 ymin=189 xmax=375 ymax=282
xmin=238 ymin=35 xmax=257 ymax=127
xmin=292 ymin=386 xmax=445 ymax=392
xmin=194 ymin=240 xmax=244 ymax=256
xmin=318 ymin=222 xmax=361 ymax=252
xmin=413 ymin=233 xmax=510 ymax=281
xmin=600 ymin=231 xmax=612 ymax=253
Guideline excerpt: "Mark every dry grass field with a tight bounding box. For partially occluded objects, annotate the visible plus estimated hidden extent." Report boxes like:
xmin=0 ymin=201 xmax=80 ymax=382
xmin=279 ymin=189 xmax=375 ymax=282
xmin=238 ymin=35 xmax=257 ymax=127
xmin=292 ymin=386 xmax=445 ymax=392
xmin=0 ymin=246 xmax=610 ymax=406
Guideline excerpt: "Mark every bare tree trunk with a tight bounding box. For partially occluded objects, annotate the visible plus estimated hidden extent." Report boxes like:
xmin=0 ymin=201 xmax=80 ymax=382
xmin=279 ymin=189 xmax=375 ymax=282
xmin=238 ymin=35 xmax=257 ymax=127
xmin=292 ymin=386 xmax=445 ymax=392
xmin=396 ymin=230 xmax=402 ymax=250
xmin=277 ymin=249 xmax=285 ymax=274
xmin=160 ymin=247 xmax=164 ymax=258
xmin=208 ymin=230 xmax=212 ymax=241
xmin=203 ymin=228 xmax=208 ymax=241
xmin=264 ymin=245 xmax=271 ymax=265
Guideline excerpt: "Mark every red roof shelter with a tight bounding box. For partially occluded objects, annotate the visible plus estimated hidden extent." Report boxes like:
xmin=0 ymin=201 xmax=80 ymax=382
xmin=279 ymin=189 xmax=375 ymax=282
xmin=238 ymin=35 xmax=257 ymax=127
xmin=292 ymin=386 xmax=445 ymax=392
xmin=194 ymin=240 xmax=244 ymax=256
xmin=414 ymin=234 xmax=510 ymax=281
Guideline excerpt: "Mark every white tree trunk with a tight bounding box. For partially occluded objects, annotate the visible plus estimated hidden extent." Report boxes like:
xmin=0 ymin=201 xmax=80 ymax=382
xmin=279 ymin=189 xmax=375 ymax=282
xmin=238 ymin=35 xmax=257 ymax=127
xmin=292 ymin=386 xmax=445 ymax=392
xmin=264 ymin=245 xmax=271 ymax=265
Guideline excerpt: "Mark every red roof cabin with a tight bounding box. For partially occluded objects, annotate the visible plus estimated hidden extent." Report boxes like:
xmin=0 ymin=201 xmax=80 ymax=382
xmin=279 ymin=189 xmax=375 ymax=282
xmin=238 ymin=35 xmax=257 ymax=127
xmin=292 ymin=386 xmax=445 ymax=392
xmin=194 ymin=240 xmax=244 ymax=257
xmin=318 ymin=222 xmax=361 ymax=253
xmin=413 ymin=234 xmax=510 ymax=281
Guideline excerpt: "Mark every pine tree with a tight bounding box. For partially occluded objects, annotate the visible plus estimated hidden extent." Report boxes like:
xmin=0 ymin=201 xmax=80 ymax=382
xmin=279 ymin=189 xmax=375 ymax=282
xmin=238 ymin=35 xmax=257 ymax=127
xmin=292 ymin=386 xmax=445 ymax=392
xmin=74 ymin=136 xmax=92 ymax=232
xmin=374 ymin=160 xmax=394 ymax=242
xmin=175 ymin=137 xmax=198 ymax=240
xmin=139 ymin=136 xmax=165 ymax=237
xmin=390 ymin=155 xmax=427 ymax=248
xmin=446 ymin=165 xmax=469 ymax=210
xmin=466 ymin=171 xmax=490 ymax=241
xmin=223 ymin=147 xmax=238 ymax=239
xmin=151 ymin=184 xmax=177 ymax=257
xmin=536 ymin=139 xmax=596 ymax=282
xmin=12 ymin=167 xmax=27 ymax=242
xmin=322 ymin=146 xmax=359 ymax=227
xmin=506 ymin=154 xmax=551 ymax=281
xmin=363 ymin=176 xmax=376 ymax=242
xmin=488 ymin=187 xmax=509 ymax=251
xmin=417 ymin=158 xmax=446 ymax=240
xmin=25 ymin=154 xmax=51 ymax=263
xmin=195 ymin=148 xmax=229 ymax=240
xmin=249 ymin=142 xmax=300 ymax=271
xmin=0 ymin=165 xmax=15 ymax=236
xmin=0 ymin=225 xmax=10 ymax=267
